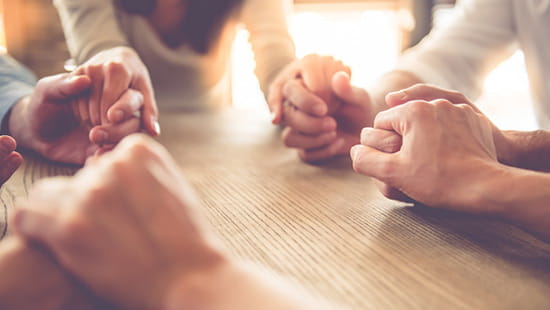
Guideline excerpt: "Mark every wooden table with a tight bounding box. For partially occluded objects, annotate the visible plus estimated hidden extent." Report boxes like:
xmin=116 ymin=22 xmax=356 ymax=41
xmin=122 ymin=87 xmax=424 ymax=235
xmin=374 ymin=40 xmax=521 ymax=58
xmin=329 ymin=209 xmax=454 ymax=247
xmin=1 ymin=108 xmax=549 ymax=309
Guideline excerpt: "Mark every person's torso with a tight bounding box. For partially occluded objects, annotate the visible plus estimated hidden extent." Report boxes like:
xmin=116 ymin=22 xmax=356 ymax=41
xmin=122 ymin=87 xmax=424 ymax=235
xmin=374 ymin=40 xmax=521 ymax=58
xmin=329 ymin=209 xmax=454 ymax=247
xmin=116 ymin=5 xmax=239 ymax=111
xmin=514 ymin=0 xmax=550 ymax=129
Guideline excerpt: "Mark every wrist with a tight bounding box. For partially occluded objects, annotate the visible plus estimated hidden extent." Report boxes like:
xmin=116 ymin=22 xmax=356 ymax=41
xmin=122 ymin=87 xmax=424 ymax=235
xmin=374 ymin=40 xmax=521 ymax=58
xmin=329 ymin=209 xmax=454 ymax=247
xmin=162 ymin=255 xmax=233 ymax=310
xmin=494 ymin=130 xmax=523 ymax=167
xmin=473 ymin=163 xmax=550 ymax=239
xmin=470 ymin=162 xmax=518 ymax=216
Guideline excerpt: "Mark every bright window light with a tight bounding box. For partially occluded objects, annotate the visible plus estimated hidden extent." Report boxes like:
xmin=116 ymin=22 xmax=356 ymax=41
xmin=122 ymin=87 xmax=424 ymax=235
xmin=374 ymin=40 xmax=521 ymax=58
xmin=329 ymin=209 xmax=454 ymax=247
xmin=0 ymin=6 xmax=6 ymax=52
xmin=233 ymin=4 xmax=536 ymax=129
xmin=231 ymin=7 xmax=400 ymax=110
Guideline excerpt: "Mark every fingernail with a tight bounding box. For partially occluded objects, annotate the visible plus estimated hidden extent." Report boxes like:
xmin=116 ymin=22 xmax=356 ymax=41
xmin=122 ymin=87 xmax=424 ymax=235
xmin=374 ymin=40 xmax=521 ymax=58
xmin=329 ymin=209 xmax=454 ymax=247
xmin=390 ymin=90 xmax=407 ymax=101
xmin=361 ymin=127 xmax=371 ymax=139
xmin=153 ymin=120 xmax=161 ymax=136
xmin=112 ymin=110 xmax=124 ymax=123
xmin=350 ymin=145 xmax=360 ymax=161
xmin=314 ymin=104 xmax=327 ymax=116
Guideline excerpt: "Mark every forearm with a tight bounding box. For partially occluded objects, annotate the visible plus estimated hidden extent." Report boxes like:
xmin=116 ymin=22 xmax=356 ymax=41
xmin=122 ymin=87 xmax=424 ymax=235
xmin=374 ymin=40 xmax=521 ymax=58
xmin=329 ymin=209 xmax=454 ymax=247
xmin=244 ymin=0 xmax=296 ymax=96
xmin=0 ymin=237 xmax=105 ymax=310
xmin=53 ymin=0 xmax=128 ymax=63
xmin=166 ymin=260 xmax=326 ymax=310
xmin=498 ymin=130 xmax=550 ymax=172
xmin=477 ymin=164 xmax=550 ymax=242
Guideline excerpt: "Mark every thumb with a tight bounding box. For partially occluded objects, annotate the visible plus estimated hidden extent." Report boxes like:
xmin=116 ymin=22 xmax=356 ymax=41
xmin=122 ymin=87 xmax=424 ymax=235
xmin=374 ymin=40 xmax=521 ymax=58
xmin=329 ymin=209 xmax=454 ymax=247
xmin=331 ymin=71 xmax=369 ymax=106
xmin=350 ymin=144 xmax=397 ymax=183
xmin=40 ymin=74 xmax=92 ymax=102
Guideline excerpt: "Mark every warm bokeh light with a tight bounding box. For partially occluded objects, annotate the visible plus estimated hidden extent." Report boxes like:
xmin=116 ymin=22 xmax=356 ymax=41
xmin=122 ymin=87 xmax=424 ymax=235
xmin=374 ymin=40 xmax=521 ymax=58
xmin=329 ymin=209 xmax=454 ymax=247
xmin=478 ymin=51 xmax=536 ymax=131
xmin=0 ymin=2 xmax=6 ymax=52
xmin=232 ymin=6 xmax=400 ymax=110
xmin=232 ymin=4 xmax=534 ymax=130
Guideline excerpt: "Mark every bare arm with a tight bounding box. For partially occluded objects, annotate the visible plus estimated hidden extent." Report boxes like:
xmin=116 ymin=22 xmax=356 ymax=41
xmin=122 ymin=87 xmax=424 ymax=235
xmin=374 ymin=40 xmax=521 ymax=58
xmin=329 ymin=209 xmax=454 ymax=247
xmin=166 ymin=260 xmax=326 ymax=310
xmin=354 ymin=85 xmax=550 ymax=242
xmin=477 ymin=165 xmax=550 ymax=241
xmin=499 ymin=130 xmax=550 ymax=172
xmin=243 ymin=0 xmax=296 ymax=96
xmin=0 ymin=237 xmax=104 ymax=310
xmin=13 ymin=135 xmax=327 ymax=309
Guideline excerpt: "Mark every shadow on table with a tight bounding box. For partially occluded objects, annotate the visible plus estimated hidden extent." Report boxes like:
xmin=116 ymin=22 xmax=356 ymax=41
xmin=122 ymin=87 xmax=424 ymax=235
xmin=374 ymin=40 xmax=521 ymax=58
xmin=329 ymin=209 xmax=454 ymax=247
xmin=379 ymin=204 xmax=550 ymax=269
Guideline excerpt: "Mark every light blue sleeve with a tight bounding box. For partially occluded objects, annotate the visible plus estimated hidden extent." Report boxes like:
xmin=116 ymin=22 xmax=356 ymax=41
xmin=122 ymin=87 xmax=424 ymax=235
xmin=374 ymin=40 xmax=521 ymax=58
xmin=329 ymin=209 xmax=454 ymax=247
xmin=0 ymin=55 xmax=36 ymax=135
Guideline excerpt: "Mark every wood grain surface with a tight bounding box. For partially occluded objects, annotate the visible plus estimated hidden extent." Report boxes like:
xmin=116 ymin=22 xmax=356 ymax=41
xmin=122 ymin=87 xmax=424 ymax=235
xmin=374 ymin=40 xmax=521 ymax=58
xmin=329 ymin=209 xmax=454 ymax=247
xmin=1 ymin=108 xmax=549 ymax=309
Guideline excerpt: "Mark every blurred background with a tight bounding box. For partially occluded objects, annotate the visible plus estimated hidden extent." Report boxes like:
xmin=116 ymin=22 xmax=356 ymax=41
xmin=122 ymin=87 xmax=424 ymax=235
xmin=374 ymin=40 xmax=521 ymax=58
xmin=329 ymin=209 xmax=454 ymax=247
xmin=0 ymin=0 xmax=536 ymax=130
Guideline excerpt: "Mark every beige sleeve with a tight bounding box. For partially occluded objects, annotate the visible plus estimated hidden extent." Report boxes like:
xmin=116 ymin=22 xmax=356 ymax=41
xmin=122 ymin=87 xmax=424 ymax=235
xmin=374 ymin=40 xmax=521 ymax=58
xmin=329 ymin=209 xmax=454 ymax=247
xmin=241 ymin=0 xmax=296 ymax=97
xmin=53 ymin=0 xmax=129 ymax=64
xmin=395 ymin=0 xmax=517 ymax=100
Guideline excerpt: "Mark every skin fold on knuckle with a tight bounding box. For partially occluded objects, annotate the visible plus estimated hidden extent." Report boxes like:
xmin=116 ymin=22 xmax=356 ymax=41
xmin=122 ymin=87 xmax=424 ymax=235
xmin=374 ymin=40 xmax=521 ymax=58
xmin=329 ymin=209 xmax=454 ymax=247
xmin=405 ymin=100 xmax=434 ymax=122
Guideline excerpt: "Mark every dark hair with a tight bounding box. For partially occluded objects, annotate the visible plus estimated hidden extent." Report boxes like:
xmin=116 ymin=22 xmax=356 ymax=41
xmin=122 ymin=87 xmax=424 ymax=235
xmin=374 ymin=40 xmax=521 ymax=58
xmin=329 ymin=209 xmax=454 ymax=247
xmin=116 ymin=0 xmax=243 ymax=54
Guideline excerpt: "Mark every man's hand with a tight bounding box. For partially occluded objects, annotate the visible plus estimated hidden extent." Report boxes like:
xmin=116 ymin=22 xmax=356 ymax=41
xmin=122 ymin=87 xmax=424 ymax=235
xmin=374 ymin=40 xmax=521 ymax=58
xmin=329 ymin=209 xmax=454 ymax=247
xmin=351 ymin=98 xmax=501 ymax=213
xmin=360 ymin=84 xmax=519 ymax=203
xmin=0 ymin=136 xmax=22 ymax=186
xmin=73 ymin=47 xmax=160 ymax=136
xmin=12 ymin=134 xmax=226 ymax=310
xmin=384 ymin=84 xmax=516 ymax=166
xmin=8 ymin=73 xmax=144 ymax=164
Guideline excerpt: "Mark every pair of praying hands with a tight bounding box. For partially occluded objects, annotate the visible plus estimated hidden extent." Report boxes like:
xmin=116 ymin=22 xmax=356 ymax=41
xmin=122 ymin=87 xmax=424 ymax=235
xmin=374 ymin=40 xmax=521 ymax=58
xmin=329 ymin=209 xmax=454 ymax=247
xmin=0 ymin=47 xmax=159 ymax=186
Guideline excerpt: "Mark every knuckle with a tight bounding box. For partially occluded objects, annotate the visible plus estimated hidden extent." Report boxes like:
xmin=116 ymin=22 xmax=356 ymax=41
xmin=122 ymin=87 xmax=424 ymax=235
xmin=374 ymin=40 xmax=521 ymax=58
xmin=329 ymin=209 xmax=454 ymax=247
xmin=82 ymin=182 xmax=111 ymax=206
xmin=432 ymin=99 xmax=453 ymax=110
xmin=58 ymin=212 xmax=89 ymax=245
xmin=449 ymin=89 xmax=467 ymax=102
xmin=406 ymin=100 xmax=432 ymax=116
xmin=121 ymin=135 xmax=157 ymax=159
xmin=106 ymin=153 xmax=134 ymax=177
xmin=128 ymin=142 xmax=153 ymax=158
xmin=457 ymin=102 xmax=474 ymax=113
xmin=410 ymin=83 xmax=429 ymax=93
xmin=104 ymin=61 xmax=126 ymax=76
